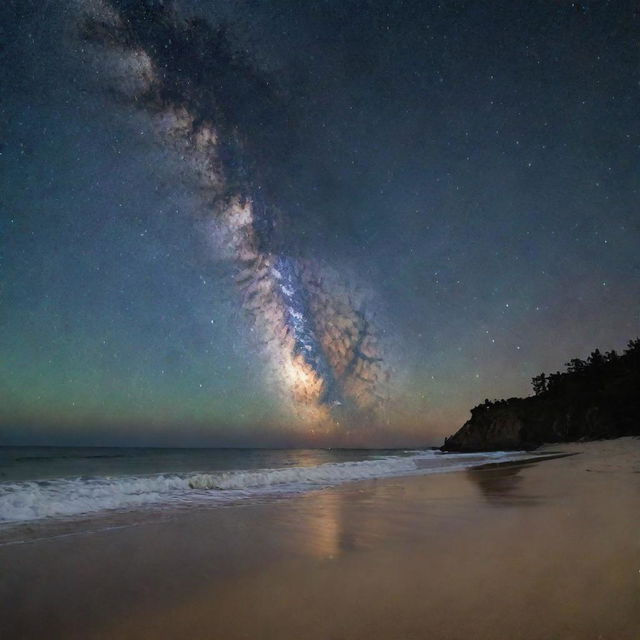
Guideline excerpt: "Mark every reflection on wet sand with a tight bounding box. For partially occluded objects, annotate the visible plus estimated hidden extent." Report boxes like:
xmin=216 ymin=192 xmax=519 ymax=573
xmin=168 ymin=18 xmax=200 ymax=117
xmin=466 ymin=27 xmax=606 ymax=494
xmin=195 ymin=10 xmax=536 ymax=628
xmin=466 ymin=454 xmax=578 ymax=506
xmin=466 ymin=463 xmax=537 ymax=506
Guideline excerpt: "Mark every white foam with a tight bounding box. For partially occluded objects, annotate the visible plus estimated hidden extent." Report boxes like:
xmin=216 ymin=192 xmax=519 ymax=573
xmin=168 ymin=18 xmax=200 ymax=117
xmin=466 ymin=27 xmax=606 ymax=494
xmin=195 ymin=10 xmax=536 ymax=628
xmin=0 ymin=450 xmax=529 ymax=524
xmin=189 ymin=453 xmax=437 ymax=490
xmin=0 ymin=475 xmax=190 ymax=523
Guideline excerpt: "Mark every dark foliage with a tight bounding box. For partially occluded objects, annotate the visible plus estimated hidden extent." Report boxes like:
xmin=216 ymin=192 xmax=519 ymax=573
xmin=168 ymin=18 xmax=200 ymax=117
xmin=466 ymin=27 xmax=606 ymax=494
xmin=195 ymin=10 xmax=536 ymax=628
xmin=443 ymin=339 xmax=640 ymax=451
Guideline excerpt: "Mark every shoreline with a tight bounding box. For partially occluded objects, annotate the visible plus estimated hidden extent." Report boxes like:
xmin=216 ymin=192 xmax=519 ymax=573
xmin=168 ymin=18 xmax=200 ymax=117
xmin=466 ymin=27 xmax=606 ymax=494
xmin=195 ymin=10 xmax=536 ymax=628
xmin=0 ymin=449 xmax=573 ymax=546
xmin=1 ymin=437 xmax=638 ymax=639
xmin=468 ymin=450 xmax=579 ymax=470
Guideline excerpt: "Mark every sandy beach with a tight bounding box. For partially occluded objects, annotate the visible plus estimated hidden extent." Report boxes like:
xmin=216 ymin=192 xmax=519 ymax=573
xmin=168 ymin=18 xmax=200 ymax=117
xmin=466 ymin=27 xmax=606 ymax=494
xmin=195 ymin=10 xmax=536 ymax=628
xmin=1 ymin=438 xmax=638 ymax=639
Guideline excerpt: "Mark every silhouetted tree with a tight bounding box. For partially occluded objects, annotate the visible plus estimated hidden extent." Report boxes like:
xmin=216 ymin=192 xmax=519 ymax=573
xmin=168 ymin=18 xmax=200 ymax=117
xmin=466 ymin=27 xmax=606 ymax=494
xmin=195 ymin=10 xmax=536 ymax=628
xmin=566 ymin=358 xmax=587 ymax=374
xmin=547 ymin=371 xmax=563 ymax=392
xmin=587 ymin=349 xmax=604 ymax=368
xmin=625 ymin=338 xmax=640 ymax=355
xmin=532 ymin=373 xmax=547 ymax=395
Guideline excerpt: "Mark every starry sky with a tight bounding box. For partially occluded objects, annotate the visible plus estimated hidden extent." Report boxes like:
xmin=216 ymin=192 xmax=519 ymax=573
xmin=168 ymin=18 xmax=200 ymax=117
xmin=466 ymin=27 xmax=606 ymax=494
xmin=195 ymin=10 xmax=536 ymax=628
xmin=1 ymin=0 xmax=638 ymax=447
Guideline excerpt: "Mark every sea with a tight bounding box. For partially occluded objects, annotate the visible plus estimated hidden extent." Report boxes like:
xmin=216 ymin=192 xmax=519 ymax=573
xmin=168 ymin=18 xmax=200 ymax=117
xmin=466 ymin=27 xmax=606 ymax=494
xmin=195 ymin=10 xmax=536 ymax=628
xmin=0 ymin=446 xmax=535 ymax=528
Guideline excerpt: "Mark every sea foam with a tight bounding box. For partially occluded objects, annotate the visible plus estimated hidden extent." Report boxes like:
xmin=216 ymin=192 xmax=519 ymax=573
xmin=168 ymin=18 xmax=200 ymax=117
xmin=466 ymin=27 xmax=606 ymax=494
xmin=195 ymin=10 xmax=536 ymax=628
xmin=0 ymin=450 xmax=528 ymax=524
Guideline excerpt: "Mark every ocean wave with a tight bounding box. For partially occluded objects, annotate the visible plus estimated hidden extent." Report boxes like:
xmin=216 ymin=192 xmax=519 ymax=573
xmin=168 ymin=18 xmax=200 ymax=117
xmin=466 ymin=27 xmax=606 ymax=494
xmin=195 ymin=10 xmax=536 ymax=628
xmin=0 ymin=450 xmax=527 ymax=524
xmin=0 ymin=474 xmax=190 ymax=523
xmin=188 ymin=453 xmax=439 ymax=490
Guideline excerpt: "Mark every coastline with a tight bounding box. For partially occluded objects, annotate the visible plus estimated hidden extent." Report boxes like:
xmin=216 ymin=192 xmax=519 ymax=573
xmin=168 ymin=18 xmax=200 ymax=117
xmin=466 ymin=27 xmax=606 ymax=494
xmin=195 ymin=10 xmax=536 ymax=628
xmin=1 ymin=437 xmax=638 ymax=639
xmin=0 ymin=448 xmax=557 ymax=535
xmin=0 ymin=451 xmax=568 ymax=548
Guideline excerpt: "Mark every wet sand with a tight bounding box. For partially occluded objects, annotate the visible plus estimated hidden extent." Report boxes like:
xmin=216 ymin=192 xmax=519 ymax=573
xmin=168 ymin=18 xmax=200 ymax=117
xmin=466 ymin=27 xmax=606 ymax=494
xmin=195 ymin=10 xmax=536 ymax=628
xmin=1 ymin=438 xmax=639 ymax=639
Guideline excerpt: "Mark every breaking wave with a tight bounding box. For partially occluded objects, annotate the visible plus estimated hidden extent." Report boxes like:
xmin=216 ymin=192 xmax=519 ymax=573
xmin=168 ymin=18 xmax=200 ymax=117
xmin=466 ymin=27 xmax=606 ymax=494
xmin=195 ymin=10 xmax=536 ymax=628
xmin=0 ymin=450 xmax=531 ymax=524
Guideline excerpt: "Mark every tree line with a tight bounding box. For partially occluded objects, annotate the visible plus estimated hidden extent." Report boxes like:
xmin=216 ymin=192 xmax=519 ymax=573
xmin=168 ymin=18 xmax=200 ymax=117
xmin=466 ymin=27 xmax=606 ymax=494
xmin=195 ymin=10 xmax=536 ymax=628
xmin=472 ymin=338 xmax=640 ymax=414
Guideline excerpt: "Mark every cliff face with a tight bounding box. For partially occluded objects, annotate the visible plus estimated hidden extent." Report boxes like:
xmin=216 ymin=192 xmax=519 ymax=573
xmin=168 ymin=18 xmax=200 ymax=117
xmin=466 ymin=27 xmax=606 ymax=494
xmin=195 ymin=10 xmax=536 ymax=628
xmin=442 ymin=341 xmax=640 ymax=452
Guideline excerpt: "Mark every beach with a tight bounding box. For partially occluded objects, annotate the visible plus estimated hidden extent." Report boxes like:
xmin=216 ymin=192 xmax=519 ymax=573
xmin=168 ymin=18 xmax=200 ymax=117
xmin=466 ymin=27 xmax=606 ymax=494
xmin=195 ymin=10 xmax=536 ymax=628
xmin=1 ymin=438 xmax=638 ymax=639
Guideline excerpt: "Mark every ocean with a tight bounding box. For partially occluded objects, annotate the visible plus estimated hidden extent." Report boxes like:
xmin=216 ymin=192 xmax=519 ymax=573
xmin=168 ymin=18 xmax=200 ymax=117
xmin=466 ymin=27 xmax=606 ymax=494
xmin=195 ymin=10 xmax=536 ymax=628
xmin=0 ymin=445 xmax=534 ymax=526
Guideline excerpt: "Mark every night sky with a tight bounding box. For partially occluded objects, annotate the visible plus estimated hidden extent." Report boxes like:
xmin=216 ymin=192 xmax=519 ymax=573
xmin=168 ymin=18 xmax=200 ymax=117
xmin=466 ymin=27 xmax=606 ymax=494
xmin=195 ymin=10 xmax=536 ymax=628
xmin=1 ymin=0 xmax=638 ymax=447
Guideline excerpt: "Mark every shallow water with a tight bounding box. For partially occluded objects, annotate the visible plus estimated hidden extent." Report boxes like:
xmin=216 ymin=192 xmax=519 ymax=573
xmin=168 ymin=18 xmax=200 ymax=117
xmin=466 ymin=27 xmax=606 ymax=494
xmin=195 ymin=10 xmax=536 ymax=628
xmin=0 ymin=445 xmax=538 ymax=525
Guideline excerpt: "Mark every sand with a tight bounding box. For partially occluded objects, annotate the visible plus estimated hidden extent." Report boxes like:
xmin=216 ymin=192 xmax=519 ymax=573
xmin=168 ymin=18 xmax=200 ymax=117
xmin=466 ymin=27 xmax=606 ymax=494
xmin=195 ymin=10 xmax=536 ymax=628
xmin=1 ymin=438 xmax=639 ymax=639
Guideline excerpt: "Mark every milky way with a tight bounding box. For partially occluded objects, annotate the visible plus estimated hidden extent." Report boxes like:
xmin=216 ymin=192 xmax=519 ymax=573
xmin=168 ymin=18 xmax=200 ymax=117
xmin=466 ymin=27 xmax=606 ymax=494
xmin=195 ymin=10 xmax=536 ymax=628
xmin=3 ymin=0 xmax=638 ymax=447
xmin=77 ymin=0 xmax=389 ymax=433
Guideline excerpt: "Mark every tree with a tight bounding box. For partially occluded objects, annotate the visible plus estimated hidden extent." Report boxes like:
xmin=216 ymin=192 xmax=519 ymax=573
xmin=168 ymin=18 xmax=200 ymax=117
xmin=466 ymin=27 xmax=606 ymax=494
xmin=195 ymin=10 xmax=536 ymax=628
xmin=547 ymin=371 xmax=563 ymax=392
xmin=587 ymin=349 xmax=604 ymax=368
xmin=566 ymin=358 xmax=586 ymax=374
xmin=532 ymin=373 xmax=547 ymax=395
xmin=604 ymin=350 xmax=618 ymax=363
xmin=625 ymin=338 xmax=640 ymax=355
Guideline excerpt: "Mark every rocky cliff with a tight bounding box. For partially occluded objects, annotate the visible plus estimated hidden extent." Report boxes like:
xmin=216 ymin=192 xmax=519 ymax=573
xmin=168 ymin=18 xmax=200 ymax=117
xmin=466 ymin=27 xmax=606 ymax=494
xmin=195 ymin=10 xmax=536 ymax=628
xmin=442 ymin=339 xmax=640 ymax=452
